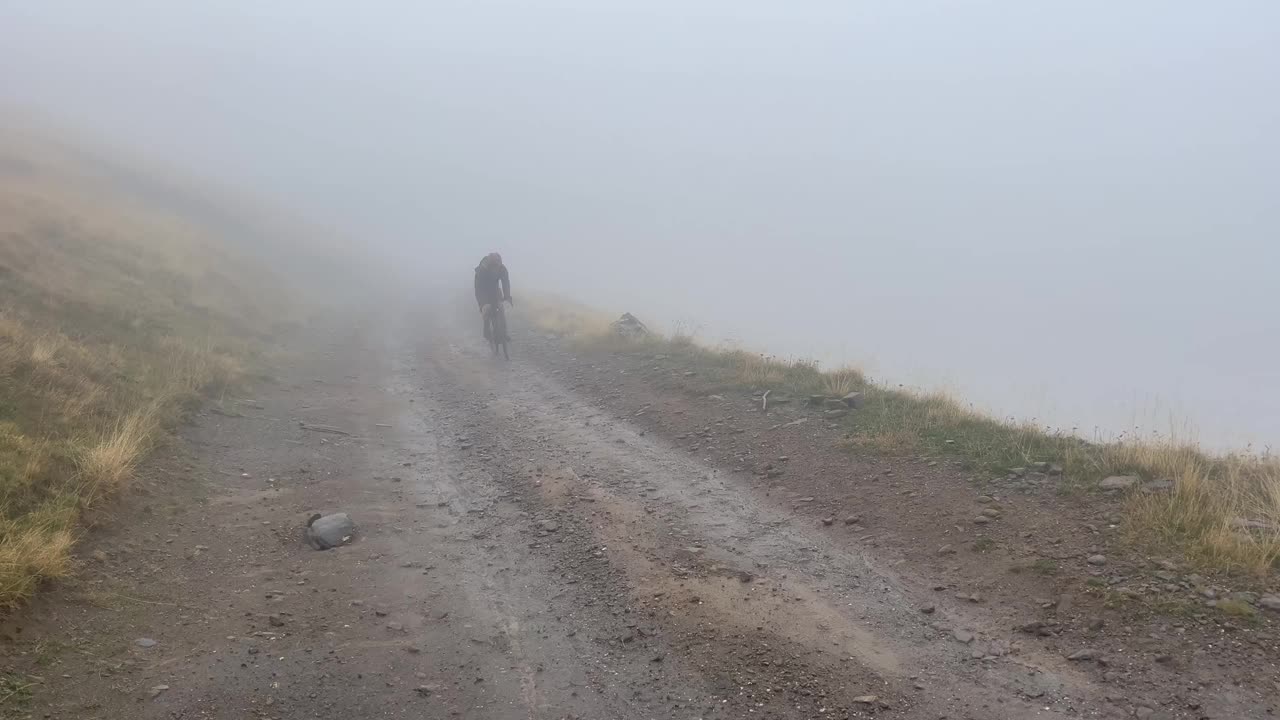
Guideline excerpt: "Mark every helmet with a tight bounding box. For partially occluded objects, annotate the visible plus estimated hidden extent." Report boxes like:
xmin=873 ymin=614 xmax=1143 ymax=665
xmin=482 ymin=252 xmax=502 ymax=268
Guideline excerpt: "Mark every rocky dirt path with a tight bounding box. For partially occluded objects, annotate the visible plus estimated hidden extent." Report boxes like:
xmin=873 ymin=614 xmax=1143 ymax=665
xmin=2 ymin=303 xmax=1273 ymax=719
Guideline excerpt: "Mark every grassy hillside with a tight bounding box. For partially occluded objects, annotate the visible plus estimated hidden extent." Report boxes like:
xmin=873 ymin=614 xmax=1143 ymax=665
xmin=523 ymin=295 xmax=1280 ymax=576
xmin=0 ymin=130 xmax=302 ymax=606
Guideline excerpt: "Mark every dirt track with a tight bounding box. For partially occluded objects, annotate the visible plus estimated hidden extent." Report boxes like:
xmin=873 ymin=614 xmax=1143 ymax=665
xmin=4 ymin=301 xmax=1277 ymax=719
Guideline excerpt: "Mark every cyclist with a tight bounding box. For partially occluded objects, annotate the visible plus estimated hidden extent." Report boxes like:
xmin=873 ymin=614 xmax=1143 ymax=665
xmin=474 ymin=252 xmax=512 ymax=342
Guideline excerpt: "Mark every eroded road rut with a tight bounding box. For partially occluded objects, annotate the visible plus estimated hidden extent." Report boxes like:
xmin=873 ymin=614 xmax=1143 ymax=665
xmin=16 ymin=308 xmax=1184 ymax=719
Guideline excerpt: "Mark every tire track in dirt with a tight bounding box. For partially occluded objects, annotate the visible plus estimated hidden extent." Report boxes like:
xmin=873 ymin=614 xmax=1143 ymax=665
xmin=414 ymin=307 xmax=1115 ymax=719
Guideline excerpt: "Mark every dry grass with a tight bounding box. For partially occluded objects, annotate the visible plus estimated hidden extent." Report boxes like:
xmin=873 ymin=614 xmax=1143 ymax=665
xmin=77 ymin=409 xmax=159 ymax=500
xmin=822 ymin=367 xmax=866 ymax=398
xmin=0 ymin=128 xmax=293 ymax=607
xmin=736 ymin=354 xmax=788 ymax=388
xmin=1126 ymin=452 xmax=1280 ymax=575
xmin=520 ymin=294 xmax=616 ymax=341
xmin=524 ymin=296 xmax=1280 ymax=578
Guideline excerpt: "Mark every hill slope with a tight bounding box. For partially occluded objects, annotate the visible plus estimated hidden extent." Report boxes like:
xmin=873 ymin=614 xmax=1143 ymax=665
xmin=0 ymin=129 xmax=318 ymax=606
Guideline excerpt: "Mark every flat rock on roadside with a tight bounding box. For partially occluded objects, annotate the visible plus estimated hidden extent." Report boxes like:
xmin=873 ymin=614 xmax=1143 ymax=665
xmin=1099 ymin=475 xmax=1138 ymax=491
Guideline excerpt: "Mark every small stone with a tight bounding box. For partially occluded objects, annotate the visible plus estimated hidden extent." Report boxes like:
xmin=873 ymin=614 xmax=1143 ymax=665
xmin=844 ymin=515 xmax=861 ymax=525
xmin=852 ymin=695 xmax=878 ymax=705
xmin=953 ymin=629 xmax=975 ymax=643
xmin=1019 ymin=621 xmax=1060 ymax=636
xmin=268 ymin=614 xmax=285 ymax=627
xmin=822 ymin=517 xmax=835 ymax=527
xmin=135 ymin=638 xmax=158 ymax=648
xmin=1259 ymin=595 xmax=1280 ymax=612
xmin=972 ymin=516 xmax=990 ymax=525
xmin=937 ymin=544 xmax=956 ymax=556
xmin=919 ymin=604 xmax=936 ymax=614
xmin=91 ymin=550 xmax=109 ymax=563
xmin=1067 ymin=648 xmax=1098 ymax=661
xmin=981 ymin=508 xmax=1001 ymax=518
xmin=824 ymin=409 xmax=849 ymax=420
xmin=149 ymin=684 xmax=170 ymax=699
xmin=1086 ymin=554 xmax=1107 ymax=566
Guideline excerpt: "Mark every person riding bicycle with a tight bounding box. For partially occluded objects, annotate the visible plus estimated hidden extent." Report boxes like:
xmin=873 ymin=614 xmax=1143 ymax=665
xmin=474 ymin=252 xmax=512 ymax=341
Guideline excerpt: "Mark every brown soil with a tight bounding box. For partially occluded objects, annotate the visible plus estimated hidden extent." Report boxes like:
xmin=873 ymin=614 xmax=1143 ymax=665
xmin=1 ymin=303 xmax=1276 ymax=720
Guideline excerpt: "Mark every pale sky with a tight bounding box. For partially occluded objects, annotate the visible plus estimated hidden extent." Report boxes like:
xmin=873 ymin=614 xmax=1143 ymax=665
xmin=4 ymin=1 xmax=1278 ymax=447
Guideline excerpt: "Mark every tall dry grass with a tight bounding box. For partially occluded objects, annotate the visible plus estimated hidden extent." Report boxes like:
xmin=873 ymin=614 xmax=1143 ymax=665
xmin=0 ymin=129 xmax=287 ymax=607
xmin=524 ymin=296 xmax=1280 ymax=577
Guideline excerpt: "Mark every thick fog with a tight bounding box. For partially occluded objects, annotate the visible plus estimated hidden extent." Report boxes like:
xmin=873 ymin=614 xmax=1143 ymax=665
xmin=4 ymin=1 xmax=1278 ymax=448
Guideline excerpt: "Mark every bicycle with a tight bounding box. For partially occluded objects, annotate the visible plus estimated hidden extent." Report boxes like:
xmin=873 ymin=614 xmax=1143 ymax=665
xmin=483 ymin=303 xmax=510 ymax=360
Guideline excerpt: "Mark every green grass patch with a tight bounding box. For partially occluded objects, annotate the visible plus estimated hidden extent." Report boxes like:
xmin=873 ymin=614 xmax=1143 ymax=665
xmin=1216 ymin=598 xmax=1259 ymax=620
xmin=1030 ymin=558 xmax=1059 ymax=576
xmin=0 ymin=672 xmax=34 ymax=713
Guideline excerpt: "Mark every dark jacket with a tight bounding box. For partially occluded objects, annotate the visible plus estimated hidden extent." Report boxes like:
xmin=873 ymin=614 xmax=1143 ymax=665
xmin=474 ymin=261 xmax=511 ymax=309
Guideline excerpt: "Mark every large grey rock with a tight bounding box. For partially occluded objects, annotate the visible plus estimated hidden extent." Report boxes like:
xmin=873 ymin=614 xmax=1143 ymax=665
xmin=610 ymin=313 xmax=649 ymax=338
xmin=1099 ymin=475 xmax=1139 ymax=491
xmin=306 ymin=513 xmax=355 ymax=550
xmin=1259 ymin=595 xmax=1280 ymax=612
xmin=842 ymin=392 xmax=865 ymax=409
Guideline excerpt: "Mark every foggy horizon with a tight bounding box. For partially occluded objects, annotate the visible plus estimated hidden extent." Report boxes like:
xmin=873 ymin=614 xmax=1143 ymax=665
xmin=4 ymin=1 xmax=1278 ymax=449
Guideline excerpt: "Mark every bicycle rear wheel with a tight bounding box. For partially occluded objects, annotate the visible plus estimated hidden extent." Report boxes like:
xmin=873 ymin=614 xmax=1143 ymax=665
xmin=493 ymin=309 xmax=510 ymax=360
